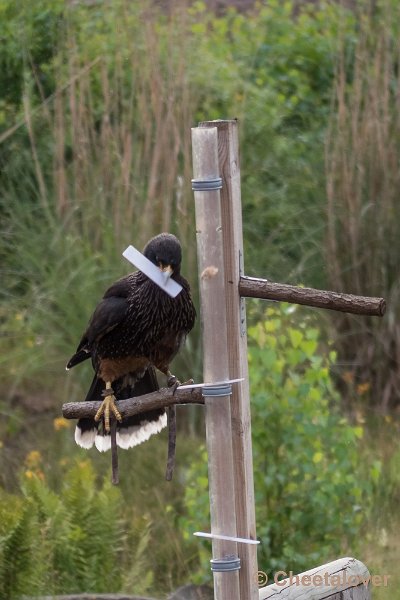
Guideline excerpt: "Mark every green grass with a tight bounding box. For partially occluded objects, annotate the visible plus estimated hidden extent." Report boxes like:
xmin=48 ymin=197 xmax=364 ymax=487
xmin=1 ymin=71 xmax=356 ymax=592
xmin=358 ymin=416 xmax=400 ymax=600
xmin=364 ymin=524 xmax=400 ymax=600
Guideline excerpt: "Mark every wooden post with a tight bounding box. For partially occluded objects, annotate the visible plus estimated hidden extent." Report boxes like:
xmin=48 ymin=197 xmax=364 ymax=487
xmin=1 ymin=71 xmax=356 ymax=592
xmin=191 ymin=126 xmax=241 ymax=599
xmin=199 ymin=119 xmax=259 ymax=600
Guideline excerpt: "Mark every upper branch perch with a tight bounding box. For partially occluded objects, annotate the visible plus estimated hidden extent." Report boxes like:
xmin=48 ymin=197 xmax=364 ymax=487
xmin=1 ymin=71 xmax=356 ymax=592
xmin=239 ymin=276 xmax=386 ymax=317
xmin=62 ymin=386 xmax=204 ymax=420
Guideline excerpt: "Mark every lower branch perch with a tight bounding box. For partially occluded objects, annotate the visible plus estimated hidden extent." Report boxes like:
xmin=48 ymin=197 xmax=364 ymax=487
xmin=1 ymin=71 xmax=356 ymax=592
xmin=62 ymin=386 xmax=204 ymax=420
xmin=62 ymin=387 xmax=204 ymax=485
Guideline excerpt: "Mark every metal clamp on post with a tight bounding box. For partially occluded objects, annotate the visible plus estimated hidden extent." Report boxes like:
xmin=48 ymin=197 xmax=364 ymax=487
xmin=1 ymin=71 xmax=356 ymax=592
xmin=191 ymin=177 xmax=223 ymax=191
xmin=202 ymin=382 xmax=232 ymax=397
xmin=210 ymin=555 xmax=241 ymax=573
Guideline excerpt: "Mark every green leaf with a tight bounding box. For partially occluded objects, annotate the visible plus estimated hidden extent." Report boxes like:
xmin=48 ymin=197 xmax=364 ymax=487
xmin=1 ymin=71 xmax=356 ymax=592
xmin=301 ymin=339 xmax=317 ymax=357
xmin=289 ymin=328 xmax=303 ymax=348
xmin=312 ymin=451 xmax=324 ymax=464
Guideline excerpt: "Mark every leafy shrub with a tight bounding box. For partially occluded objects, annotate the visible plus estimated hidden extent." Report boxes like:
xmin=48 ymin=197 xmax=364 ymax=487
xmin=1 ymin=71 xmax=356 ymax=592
xmin=188 ymin=1 xmax=355 ymax=285
xmin=182 ymin=304 xmax=379 ymax=579
xmin=0 ymin=0 xmax=63 ymax=121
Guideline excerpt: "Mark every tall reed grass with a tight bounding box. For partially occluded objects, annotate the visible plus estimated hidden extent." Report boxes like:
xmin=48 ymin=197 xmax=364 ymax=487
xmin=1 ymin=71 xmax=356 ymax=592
xmin=325 ymin=1 xmax=400 ymax=411
xmin=0 ymin=0 xmax=201 ymax=402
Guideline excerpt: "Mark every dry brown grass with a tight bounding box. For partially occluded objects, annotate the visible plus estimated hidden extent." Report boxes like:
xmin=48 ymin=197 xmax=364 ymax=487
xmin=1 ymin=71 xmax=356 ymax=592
xmin=0 ymin=1 xmax=202 ymax=401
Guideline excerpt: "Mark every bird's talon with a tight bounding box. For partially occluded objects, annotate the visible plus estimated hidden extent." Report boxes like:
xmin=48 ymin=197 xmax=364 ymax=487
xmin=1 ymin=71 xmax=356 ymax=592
xmin=172 ymin=381 xmax=180 ymax=396
xmin=94 ymin=405 xmax=104 ymax=422
xmin=167 ymin=374 xmax=180 ymax=388
xmin=167 ymin=372 xmax=181 ymax=395
xmin=176 ymin=378 xmax=194 ymax=395
xmin=94 ymin=394 xmax=122 ymax=433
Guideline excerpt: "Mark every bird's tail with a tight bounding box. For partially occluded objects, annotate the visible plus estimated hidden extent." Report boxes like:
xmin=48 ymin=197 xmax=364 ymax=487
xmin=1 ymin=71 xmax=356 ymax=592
xmin=75 ymin=367 xmax=166 ymax=452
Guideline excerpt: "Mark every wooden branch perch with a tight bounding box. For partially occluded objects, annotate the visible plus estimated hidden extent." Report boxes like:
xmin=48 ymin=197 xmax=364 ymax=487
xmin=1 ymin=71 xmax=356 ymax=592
xmin=62 ymin=387 xmax=204 ymax=420
xmin=239 ymin=276 xmax=386 ymax=317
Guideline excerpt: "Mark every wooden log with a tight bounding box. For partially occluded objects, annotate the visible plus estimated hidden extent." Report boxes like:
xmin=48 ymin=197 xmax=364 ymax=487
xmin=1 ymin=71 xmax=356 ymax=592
xmin=240 ymin=276 xmax=386 ymax=317
xmin=200 ymin=119 xmax=258 ymax=600
xmin=62 ymin=387 xmax=204 ymax=420
xmin=258 ymin=557 xmax=373 ymax=599
xmin=192 ymin=125 xmax=241 ymax=599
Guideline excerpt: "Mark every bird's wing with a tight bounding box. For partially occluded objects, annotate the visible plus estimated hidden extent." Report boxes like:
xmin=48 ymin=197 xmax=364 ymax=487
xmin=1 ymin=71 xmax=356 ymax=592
xmin=66 ymin=276 xmax=132 ymax=369
xmin=81 ymin=276 xmax=134 ymax=346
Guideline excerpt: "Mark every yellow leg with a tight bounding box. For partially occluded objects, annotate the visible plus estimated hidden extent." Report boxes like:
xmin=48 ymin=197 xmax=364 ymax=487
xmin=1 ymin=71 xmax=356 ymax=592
xmin=94 ymin=381 xmax=122 ymax=433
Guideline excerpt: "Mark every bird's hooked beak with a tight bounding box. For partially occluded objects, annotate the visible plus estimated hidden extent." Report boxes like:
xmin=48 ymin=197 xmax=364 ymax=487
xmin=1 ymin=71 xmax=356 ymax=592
xmin=159 ymin=264 xmax=174 ymax=281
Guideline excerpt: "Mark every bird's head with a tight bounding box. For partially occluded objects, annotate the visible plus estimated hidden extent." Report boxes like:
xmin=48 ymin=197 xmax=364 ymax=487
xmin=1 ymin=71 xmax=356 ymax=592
xmin=143 ymin=233 xmax=182 ymax=279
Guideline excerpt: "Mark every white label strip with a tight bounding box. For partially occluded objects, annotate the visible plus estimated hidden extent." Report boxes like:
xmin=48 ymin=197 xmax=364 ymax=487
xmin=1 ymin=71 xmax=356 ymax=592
xmin=178 ymin=378 xmax=244 ymax=390
xmin=122 ymin=245 xmax=183 ymax=299
xmin=194 ymin=532 xmax=260 ymax=545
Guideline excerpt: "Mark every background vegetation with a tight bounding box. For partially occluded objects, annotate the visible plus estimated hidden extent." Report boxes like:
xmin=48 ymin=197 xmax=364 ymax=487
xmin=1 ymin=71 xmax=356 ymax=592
xmin=0 ymin=0 xmax=399 ymax=598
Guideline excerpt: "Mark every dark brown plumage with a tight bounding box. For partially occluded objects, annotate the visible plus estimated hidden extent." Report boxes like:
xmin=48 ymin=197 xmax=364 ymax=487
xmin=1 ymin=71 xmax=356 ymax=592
xmin=66 ymin=233 xmax=196 ymax=451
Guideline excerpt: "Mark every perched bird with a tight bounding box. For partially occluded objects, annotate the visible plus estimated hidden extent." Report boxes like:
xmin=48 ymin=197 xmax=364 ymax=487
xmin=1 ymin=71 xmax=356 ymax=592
xmin=66 ymin=233 xmax=196 ymax=452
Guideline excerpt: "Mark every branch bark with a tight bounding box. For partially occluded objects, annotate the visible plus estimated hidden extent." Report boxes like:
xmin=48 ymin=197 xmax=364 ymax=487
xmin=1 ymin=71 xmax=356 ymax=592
xmin=239 ymin=276 xmax=386 ymax=317
xmin=62 ymin=387 xmax=204 ymax=420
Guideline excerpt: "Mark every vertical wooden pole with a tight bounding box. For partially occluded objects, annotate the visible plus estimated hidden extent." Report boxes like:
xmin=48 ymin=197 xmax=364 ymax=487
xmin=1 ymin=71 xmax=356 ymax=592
xmin=191 ymin=126 xmax=241 ymax=600
xmin=199 ymin=119 xmax=259 ymax=599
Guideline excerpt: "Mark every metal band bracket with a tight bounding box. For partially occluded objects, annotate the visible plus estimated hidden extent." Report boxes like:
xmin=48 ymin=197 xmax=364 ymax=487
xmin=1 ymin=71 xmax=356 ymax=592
xmin=191 ymin=177 xmax=223 ymax=191
xmin=210 ymin=555 xmax=241 ymax=572
xmin=202 ymin=383 xmax=232 ymax=397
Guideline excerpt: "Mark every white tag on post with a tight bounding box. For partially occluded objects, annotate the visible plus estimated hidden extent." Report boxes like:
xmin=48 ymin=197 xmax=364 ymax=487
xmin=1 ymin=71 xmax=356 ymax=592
xmin=177 ymin=378 xmax=245 ymax=390
xmin=122 ymin=245 xmax=183 ymax=298
xmin=193 ymin=531 xmax=260 ymax=545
